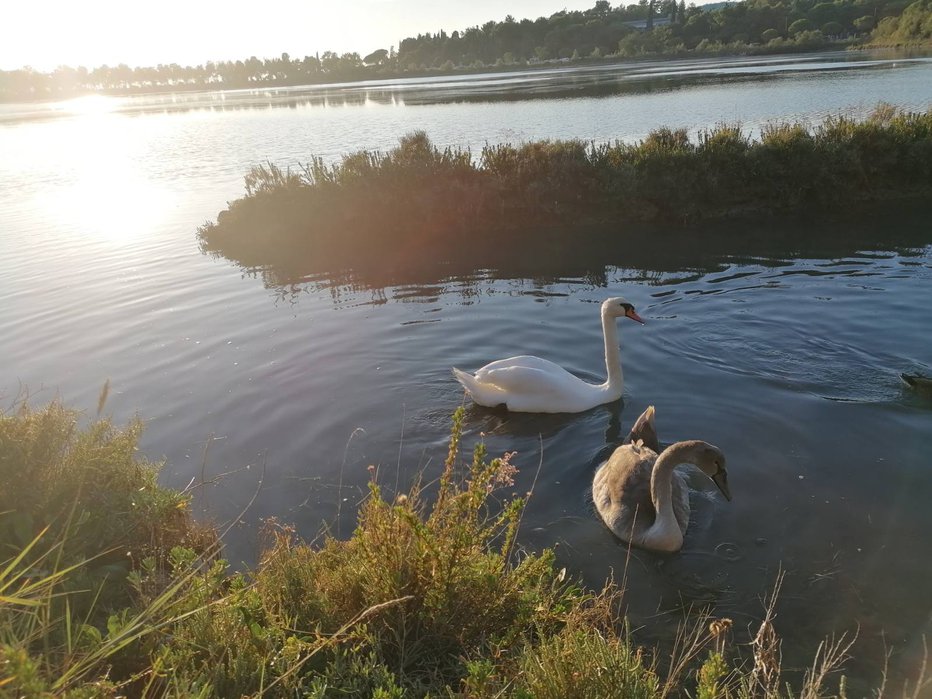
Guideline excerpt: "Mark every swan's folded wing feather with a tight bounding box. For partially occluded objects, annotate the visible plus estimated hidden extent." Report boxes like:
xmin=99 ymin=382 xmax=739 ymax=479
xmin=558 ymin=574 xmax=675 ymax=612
xmin=614 ymin=459 xmax=656 ymax=524
xmin=593 ymin=446 xmax=658 ymax=540
xmin=625 ymin=405 xmax=659 ymax=453
xmin=475 ymin=364 xmax=580 ymax=395
xmin=468 ymin=355 xmax=604 ymax=412
xmin=671 ymin=471 xmax=690 ymax=535
xmin=475 ymin=355 xmax=569 ymax=381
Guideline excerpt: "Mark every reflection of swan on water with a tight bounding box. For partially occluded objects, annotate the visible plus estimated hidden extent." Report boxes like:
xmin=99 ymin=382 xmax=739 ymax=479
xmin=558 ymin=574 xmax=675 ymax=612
xmin=593 ymin=406 xmax=730 ymax=553
xmin=452 ymin=297 xmax=644 ymax=413
xmin=901 ymin=372 xmax=932 ymax=396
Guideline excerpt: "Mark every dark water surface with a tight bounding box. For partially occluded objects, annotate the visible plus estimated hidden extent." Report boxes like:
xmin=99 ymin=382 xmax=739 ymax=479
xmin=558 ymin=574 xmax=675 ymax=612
xmin=2 ymin=51 xmax=932 ymax=692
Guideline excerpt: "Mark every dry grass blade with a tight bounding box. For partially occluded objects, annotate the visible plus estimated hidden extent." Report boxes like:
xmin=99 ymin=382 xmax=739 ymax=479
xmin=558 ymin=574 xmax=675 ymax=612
xmin=660 ymin=607 xmax=717 ymax=697
xmin=749 ymin=570 xmax=785 ymax=696
xmin=799 ymin=630 xmax=857 ymax=699
xmin=901 ymin=635 xmax=931 ymax=699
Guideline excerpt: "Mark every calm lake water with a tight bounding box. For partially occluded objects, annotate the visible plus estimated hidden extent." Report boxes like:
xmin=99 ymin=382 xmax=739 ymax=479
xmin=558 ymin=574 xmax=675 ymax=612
xmin=2 ymin=51 xmax=931 ymax=691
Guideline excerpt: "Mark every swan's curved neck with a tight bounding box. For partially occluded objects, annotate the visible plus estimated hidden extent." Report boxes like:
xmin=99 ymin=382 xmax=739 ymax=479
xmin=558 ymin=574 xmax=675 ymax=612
xmin=646 ymin=442 xmax=699 ymax=551
xmin=600 ymin=309 xmax=623 ymax=395
xmin=650 ymin=443 xmax=691 ymax=511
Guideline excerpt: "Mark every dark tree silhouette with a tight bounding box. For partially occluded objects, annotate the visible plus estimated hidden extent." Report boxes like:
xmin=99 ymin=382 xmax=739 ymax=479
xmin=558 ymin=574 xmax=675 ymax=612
xmin=363 ymin=48 xmax=389 ymax=65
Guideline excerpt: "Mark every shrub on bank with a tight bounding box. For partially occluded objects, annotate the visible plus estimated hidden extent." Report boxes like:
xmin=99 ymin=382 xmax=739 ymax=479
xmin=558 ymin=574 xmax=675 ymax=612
xmin=0 ymin=402 xmax=215 ymax=567
xmin=0 ymin=401 xmax=215 ymax=695
xmin=0 ymin=402 xmax=898 ymax=696
xmin=198 ymin=106 xmax=932 ymax=270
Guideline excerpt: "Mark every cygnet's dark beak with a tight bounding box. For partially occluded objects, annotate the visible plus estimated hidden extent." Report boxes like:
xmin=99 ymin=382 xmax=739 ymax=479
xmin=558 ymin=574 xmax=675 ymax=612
xmin=712 ymin=469 xmax=731 ymax=502
xmin=625 ymin=308 xmax=645 ymax=324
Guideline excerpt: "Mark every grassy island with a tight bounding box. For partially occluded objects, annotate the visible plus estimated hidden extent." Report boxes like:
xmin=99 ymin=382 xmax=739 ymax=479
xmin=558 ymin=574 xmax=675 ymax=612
xmin=198 ymin=106 xmax=932 ymax=275
xmin=5 ymin=401 xmax=920 ymax=697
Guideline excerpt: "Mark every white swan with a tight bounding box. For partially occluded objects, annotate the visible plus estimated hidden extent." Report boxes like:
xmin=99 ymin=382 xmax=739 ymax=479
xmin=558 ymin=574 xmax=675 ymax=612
xmin=593 ymin=407 xmax=730 ymax=553
xmin=452 ymin=297 xmax=644 ymax=413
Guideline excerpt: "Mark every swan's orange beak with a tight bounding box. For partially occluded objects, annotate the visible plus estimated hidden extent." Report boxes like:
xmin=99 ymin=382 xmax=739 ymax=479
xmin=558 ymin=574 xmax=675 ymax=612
xmin=625 ymin=308 xmax=645 ymax=324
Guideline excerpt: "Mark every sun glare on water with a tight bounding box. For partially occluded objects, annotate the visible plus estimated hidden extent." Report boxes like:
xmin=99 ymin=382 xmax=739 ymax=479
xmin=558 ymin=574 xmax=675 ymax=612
xmin=58 ymin=94 xmax=122 ymax=117
xmin=50 ymin=110 xmax=173 ymax=244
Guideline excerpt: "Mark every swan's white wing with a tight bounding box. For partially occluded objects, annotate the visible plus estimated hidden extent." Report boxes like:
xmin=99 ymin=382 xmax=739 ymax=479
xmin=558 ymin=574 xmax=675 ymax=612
xmin=476 ymin=363 xmax=601 ymax=413
xmin=458 ymin=354 xmax=610 ymax=413
xmin=474 ymin=355 xmax=569 ymax=379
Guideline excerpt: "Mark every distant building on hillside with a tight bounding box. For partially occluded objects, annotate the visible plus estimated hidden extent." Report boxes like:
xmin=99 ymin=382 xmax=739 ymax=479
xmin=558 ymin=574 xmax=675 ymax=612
xmin=623 ymin=16 xmax=673 ymax=30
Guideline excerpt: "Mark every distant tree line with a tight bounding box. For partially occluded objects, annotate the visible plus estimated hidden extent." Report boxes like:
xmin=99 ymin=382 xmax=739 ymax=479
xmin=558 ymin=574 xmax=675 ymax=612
xmin=1 ymin=0 xmax=928 ymax=102
xmin=0 ymin=52 xmax=368 ymax=102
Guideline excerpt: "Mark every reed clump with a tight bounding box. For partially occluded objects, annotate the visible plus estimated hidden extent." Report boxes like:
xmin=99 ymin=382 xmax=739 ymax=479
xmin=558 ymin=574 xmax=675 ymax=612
xmin=198 ymin=105 xmax=932 ymax=270
xmin=0 ymin=401 xmax=216 ymax=597
xmin=0 ymin=400 xmax=216 ymax=695
xmin=1 ymin=401 xmax=927 ymax=696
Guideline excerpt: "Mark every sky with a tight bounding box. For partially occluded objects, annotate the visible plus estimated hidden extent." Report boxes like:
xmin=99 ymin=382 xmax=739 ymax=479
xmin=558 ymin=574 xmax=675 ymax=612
xmin=1 ymin=0 xmax=632 ymax=72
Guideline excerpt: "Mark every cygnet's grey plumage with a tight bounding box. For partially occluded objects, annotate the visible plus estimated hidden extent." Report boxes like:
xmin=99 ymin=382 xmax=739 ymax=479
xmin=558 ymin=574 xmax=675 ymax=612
xmin=593 ymin=406 xmax=730 ymax=553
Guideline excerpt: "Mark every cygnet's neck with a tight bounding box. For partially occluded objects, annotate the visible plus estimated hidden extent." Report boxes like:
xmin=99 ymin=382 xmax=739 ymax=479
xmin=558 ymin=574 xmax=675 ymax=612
xmin=646 ymin=441 xmax=707 ymax=551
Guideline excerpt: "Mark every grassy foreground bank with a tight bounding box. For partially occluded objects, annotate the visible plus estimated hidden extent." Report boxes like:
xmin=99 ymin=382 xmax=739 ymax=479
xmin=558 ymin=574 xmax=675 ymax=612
xmin=198 ymin=105 xmax=932 ymax=271
xmin=1 ymin=402 xmax=927 ymax=697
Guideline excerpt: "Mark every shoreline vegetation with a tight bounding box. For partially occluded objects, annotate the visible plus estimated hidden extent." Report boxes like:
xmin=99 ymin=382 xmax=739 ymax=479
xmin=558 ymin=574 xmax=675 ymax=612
xmin=197 ymin=106 xmax=932 ymax=275
xmin=3 ymin=400 xmax=929 ymax=697
xmin=2 ymin=0 xmax=931 ymax=103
